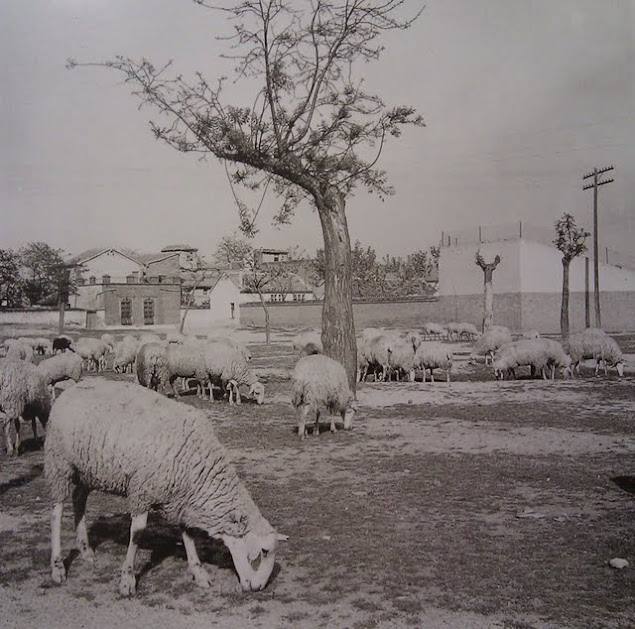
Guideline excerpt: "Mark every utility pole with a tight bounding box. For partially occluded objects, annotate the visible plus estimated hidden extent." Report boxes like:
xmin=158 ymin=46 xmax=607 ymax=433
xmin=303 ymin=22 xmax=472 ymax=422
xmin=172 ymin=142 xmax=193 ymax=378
xmin=583 ymin=165 xmax=614 ymax=328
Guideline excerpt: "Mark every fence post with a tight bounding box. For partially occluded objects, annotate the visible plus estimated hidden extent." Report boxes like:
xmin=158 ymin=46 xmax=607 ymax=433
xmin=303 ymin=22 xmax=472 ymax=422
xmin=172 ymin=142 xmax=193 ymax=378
xmin=519 ymin=221 xmax=523 ymax=239
xmin=478 ymin=225 xmax=482 ymax=243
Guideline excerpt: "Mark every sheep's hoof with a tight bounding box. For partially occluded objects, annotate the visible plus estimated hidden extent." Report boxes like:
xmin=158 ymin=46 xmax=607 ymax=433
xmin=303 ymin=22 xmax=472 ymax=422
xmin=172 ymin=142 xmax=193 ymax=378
xmin=51 ymin=558 xmax=66 ymax=584
xmin=191 ymin=565 xmax=212 ymax=588
xmin=78 ymin=543 xmax=95 ymax=564
xmin=119 ymin=569 xmax=136 ymax=597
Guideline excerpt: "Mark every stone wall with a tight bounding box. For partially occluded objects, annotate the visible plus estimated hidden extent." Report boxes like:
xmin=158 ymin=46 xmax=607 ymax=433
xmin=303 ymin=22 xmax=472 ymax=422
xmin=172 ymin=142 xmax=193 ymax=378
xmin=0 ymin=309 xmax=87 ymax=327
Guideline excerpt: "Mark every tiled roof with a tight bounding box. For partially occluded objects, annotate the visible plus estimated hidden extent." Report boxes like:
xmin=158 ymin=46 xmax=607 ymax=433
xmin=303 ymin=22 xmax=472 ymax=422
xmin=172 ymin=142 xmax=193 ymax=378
xmin=161 ymin=244 xmax=198 ymax=252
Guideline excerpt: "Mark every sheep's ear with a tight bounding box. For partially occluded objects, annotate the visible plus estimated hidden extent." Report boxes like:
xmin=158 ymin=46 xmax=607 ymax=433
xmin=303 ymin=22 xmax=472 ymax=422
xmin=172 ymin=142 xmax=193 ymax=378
xmin=277 ymin=533 xmax=289 ymax=542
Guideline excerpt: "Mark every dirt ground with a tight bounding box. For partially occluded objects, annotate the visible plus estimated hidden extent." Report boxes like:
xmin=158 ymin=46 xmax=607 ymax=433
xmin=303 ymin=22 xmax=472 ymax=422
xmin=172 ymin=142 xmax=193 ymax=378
xmin=1 ymin=329 xmax=634 ymax=629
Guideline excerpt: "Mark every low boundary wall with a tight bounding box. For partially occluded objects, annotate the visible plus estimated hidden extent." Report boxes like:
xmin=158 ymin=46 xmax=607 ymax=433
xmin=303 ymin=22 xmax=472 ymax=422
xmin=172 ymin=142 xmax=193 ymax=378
xmin=0 ymin=309 xmax=87 ymax=328
xmin=240 ymin=291 xmax=635 ymax=334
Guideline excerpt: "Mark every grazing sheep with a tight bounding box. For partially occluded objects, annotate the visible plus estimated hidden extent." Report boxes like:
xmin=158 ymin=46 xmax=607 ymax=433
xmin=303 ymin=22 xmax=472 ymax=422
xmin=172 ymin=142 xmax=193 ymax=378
xmin=37 ymin=353 xmax=84 ymax=387
xmin=5 ymin=342 xmax=36 ymax=363
xmin=469 ymin=327 xmax=513 ymax=365
xmin=45 ymin=379 xmax=282 ymax=595
xmin=291 ymin=354 xmax=355 ymax=439
xmin=113 ymin=337 xmax=140 ymax=374
xmin=445 ymin=322 xmax=460 ymax=341
xmin=204 ymin=341 xmax=264 ymax=404
xmin=402 ymin=330 xmax=423 ymax=354
xmin=422 ymin=322 xmax=447 ymax=340
xmin=52 ymin=335 xmax=74 ymax=354
xmin=73 ymin=338 xmax=110 ymax=372
xmin=457 ymin=322 xmax=480 ymax=341
xmin=136 ymin=343 xmax=169 ymax=393
xmin=166 ymin=343 xmax=209 ymax=398
xmin=492 ymin=338 xmax=571 ymax=380
xmin=565 ymin=329 xmax=624 ymax=377
xmin=292 ymin=330 xmax=323 ymax=356
xmin=357 ymin=332 xmax=397 ymax=382
xmin=414 ymin=343 xmax=453 ymax=382
xmin=593 ymin=336 xmax=624 ymax=376
xmin=523 ymin=330 xmax=541 ymax=340
xmin=34 ymin=337 xmax=53 ymax=355
xmin=0 ymin=359 xmax=52 ymax=456
xmin=387 ymin=339 xmax=418 ymax=382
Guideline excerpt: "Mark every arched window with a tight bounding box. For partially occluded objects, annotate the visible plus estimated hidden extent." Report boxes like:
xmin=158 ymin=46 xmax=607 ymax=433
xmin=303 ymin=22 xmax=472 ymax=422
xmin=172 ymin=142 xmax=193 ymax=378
xmin=120 ymin=298 xmax=132 ymax=326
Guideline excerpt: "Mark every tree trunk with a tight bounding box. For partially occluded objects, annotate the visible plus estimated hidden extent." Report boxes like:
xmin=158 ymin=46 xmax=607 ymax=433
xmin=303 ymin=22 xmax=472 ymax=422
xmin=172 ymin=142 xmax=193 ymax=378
xmin=560 ymin=258 xmax=571 ymax=339
xmin=179 ymin=294 xmax=194 ymax=334
xmin=482 ymin=280 xmax=494 ymax=332
xmin=257 ymin=291 xmax=271 ymax=345
xmin=316 ymin=188 xmax=357 ymax=392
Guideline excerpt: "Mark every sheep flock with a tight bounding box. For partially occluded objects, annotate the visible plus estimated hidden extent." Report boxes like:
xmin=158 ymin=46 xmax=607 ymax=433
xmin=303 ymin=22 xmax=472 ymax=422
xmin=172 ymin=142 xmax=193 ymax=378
xmin=0 ymin=320 xmax=630 ymax=601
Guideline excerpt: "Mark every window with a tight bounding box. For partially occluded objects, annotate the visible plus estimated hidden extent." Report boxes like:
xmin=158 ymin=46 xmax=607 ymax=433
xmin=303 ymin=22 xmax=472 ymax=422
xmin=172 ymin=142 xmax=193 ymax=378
xmin=293 ymin=293 xmax=306 ymax=302
xmin=143 ymin=299 xmax=155 ymax=325
xmin=120 ymin=298 xmax=133 ymax=326
xmin=269 ymin=293 xmax=284 ymax=302
xmin=89 ymin=276 xmax=96 ymax=285
xmin=102 ymin=275 xmax=111 ymax=285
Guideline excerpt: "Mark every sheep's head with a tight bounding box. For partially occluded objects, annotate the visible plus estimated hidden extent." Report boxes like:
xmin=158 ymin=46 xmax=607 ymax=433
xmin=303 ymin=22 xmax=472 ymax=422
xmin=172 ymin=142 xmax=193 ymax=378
xmin=217 ymin=528 xmax=280 ymax=592
xmin=249 ymin=382 xmax=265 ymax=405
xmin=343 ymin=401 xmax=357 ymax=430
xmin=615 ymin=360 xmax=625 ymax=377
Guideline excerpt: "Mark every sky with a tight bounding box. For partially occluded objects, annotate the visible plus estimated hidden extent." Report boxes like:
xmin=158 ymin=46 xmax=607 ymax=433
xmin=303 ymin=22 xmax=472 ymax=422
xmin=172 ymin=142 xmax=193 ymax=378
xmin=1 ymin=0 xmax=633 ymax=262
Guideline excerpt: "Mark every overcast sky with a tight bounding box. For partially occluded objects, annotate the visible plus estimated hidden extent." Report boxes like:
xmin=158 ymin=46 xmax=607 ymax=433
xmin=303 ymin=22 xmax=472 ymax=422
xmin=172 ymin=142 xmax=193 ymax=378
xmin=1 ymin=0 xmax=633 ymax=261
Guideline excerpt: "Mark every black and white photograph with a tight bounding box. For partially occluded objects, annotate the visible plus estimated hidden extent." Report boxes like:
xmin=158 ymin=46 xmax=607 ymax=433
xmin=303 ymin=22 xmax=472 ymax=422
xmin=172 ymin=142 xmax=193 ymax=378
xmin=1 ymin=1 xmax=634 ymax=627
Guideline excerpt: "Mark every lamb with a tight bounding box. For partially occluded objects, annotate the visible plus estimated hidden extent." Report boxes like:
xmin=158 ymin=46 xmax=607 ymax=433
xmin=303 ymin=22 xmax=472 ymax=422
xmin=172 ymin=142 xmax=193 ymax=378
xmin=414 ymin=343 xmax=453 ymax=382
xmin=523 ymin=330 xmax=541 ymax=340
xmin=37 ymin=353 xmax=84 ymax=388
xmin=422 ymin=322 xmax=447 ymax=340
xmin=492 ymin=338 xmax=571 ymax=380
xmin=291 ymin=354 xmax=355 ymax=439
xmin=565 ymin=329 xmax=624 ymax=377
xmin=292 ymin=330 xmax=323 ymax=356
xmin=469 ymin=327 xmax=513 ymax=365
xmin=45 ymin=379 xmax=283 ymax=595
xmin=0 ymin=359 xmax=52 ymax=456
xmin=204 ymin=341 xmax=264 ymax=405
xmin=136 ymin=343 xmax=170 ymax=393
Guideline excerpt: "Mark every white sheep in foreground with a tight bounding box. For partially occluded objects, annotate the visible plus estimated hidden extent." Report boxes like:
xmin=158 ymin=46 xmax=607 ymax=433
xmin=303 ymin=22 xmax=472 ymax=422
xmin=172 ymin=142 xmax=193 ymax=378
xmin=291 ymin=354 xmax=355 ymax=439
xmin=0 ymin=359 xmax=51 ymax=456
xmin=414 ymin=343 xmax=453 ymax=382
xmin=565 ymin=329 xmax=624 ymax=377
xmin=37 ymin=353 xmax=84 ymax=388
xmin=292 ymin=330 xmax=323 ymax=356
xmin=492 ymin=338 xmax=571 ymax=380
xmin=45 ymin=379 xmax=284 ymax=595
xmin=469 ymin=327 xmax=513 ymax=365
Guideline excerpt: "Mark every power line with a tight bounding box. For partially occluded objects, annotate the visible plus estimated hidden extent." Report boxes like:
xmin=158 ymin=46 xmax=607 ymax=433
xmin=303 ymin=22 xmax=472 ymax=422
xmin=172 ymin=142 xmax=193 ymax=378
xmin=583 ymin=165 xmax=614 ymax=328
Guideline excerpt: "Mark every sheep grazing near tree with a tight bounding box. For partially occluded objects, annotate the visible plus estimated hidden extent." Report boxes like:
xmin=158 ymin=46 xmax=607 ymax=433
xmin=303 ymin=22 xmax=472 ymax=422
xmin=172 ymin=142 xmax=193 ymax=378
xmin=291 ymin=354 xmax=356 ymax=439
xmin=45 ymin=379 xmax=284 ymax=596
xmin=0 ymin=359 xmax=52 ymax=456
xmin=469 ymin=327 xmax=513 ymax=365
xmin=492 ymin=338 xmax=571 ymax=381
xmin=565 ymin=329 xmax=624 ymax=377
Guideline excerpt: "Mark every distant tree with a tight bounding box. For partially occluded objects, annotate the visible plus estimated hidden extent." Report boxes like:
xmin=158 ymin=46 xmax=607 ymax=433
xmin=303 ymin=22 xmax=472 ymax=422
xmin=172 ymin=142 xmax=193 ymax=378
xmin=553 ymin=213 xmax=589 ymax=339
xmin=19 ymin=242 xmax=68 ymax=306
xmin=179 ymin=259 xmax=213 ymax=334
xmin=475 ymin=251 xmax=501 ymax=332
xmin=214 ymin=235 xmax=293 ymax=344
xmin=0 ymin=249 xmax=24 ymax=308
xmin=72 ymin=0 xmax=425 ymax=390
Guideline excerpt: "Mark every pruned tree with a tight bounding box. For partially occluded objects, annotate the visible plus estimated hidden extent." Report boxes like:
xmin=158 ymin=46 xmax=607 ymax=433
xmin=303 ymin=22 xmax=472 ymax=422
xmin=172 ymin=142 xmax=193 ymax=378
xmin=553 ymin=213 xmax=589 ymax=339
xmin=475 ymin=251 xmax=501 ymax=332
xmin=69 ymin=0 xmax=425 ymax=389
xmin=0 ymin=249 xmax=24 ymax=308
xmin=214 ymin=235 xmax=293 ymax=344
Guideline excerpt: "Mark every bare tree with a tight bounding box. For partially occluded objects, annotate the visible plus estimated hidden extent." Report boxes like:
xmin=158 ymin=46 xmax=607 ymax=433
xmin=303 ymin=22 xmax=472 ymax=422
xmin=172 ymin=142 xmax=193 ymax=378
xmin=69 ymin=0 xmax=425 ymax=389
xmin=475 ymin=251 xmax=501 ymax=332
xmin=553 ymin=213 xmax=589 ymax=339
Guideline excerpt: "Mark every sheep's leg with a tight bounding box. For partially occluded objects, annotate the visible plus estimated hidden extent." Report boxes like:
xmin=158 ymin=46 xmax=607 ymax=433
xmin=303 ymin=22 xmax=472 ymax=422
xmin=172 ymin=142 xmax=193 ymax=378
xmin=314 ymin=410 xmax=321 ymax=437
xmin=297 ymin=405 xmax=310 ymax=440
xmin=51 ymin=502 xmax=66 ymax=584
xmin=12 ymin=417 xmax=21 ymax=456
xmin=169 ymin=376 xmax=180 ymax=398
xmin=31 ymin=417 xmax=38 ymax=442
xmin=181 ymin=528 xmax=211 ymax=588
xmin=430 ymin=370 xmax=435 ymax=383
xmin=446 ymin=370 xmax=450 ymax=383
xmin=2 ymin=414 xmax=13 ymax=456
xmin=72 ymin=483 xmax=94 ymax=563
xmin=120 ymin=512 xmax=148 ymax=597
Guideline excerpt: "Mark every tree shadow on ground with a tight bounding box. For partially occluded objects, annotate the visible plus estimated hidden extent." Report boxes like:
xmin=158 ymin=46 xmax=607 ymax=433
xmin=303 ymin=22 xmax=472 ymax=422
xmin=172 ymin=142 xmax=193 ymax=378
xmin=611 ymin=476 xmax=635 ymax=496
